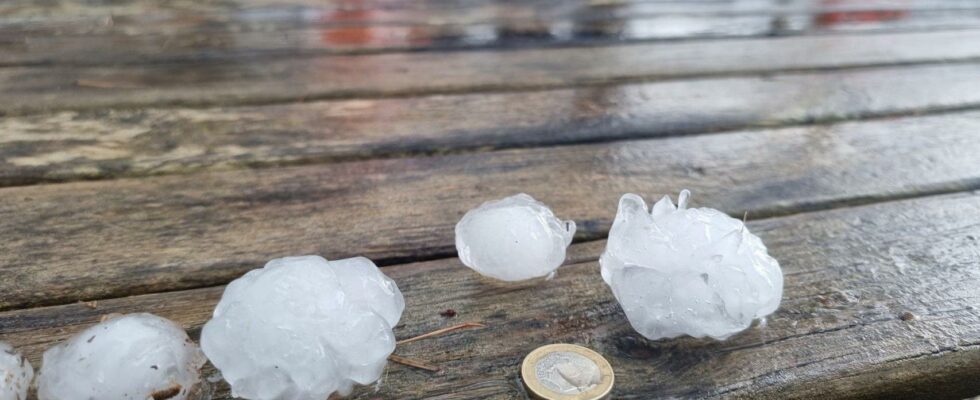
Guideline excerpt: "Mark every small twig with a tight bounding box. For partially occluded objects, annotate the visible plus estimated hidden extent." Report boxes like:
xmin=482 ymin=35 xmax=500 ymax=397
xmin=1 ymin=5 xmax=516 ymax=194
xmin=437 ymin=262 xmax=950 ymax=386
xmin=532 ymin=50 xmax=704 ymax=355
xmin=387 ymin=354 xmax=440 ymax=372
xmin=743 ymin=211 xmax=749 ymax=223
xmin=396 ymin=322 xmax=485 ymax=346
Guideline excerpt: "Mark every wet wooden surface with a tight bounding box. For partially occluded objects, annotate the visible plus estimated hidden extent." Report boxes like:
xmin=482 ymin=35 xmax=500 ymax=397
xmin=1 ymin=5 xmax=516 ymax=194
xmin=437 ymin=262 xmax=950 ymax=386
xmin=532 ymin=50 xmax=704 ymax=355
xmin=1 ymin=0 xmax=978 ymax=399
xmin=2 ymin=193 xmax=980 ymax=399
xmin=5 ymin=111 xmax=980 ymax=312
xmin=4 ymin=29 xmax=980 ymax=115
xmin=3 ymin=63 xmax=980 ymax=186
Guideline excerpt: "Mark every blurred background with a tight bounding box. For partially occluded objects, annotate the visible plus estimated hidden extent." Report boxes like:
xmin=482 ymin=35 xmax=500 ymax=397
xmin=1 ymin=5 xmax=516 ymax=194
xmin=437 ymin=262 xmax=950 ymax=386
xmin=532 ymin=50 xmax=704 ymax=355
xmin=3 ymin=0 xmax=976 ymax=66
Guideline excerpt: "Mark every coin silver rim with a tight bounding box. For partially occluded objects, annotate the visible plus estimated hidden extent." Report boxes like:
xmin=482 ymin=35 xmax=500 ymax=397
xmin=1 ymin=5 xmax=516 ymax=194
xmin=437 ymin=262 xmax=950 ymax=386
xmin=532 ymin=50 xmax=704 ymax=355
xmin=520 ymin=343 xmax=614 ymax=400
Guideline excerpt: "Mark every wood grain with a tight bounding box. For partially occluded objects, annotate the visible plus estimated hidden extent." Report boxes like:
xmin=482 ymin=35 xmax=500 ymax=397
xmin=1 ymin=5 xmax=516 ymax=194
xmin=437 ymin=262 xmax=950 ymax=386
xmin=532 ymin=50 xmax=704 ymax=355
xmin=3 ymin=111 xmax=980 ymax=311
xmin=4 ymin=9 xmax=979 ymax=66
xmin=3 ymin=29 xmax=980 ymax=115
xmin=4 ymin=62 xmax=980 ymax=186
xmin=2 ymin=192 xmax=978 ymax=399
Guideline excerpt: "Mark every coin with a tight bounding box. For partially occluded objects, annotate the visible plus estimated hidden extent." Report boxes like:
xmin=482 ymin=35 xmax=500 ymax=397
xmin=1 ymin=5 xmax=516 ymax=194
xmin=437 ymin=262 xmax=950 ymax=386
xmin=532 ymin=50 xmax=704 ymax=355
xmin=521 ymin=344 xmax=614 ymax=400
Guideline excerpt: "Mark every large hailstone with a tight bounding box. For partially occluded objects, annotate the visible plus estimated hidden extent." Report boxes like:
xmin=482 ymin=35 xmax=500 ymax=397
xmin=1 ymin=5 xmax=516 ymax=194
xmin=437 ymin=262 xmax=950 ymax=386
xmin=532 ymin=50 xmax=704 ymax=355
xmin=200 ymin=255 xmax=404 ymax=400
xmin=37 ymin=313 xmax=206 ymax=400
xmin=600 ymin=190 xmax=783 ymax=340
xmin=455 ymin=193 xmax=576 ymax=281
xmin=0 ymin=341 xmax=33 ymax=400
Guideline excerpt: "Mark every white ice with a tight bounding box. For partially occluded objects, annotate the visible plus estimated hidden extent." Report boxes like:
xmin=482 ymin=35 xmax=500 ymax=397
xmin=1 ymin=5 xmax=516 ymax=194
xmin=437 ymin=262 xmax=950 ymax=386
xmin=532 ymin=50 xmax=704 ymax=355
xmin=200 ymin=255 xmax=404 ymax=400
xmin=37 ymin=313 xmax=206 ymax=400
xmin=0 ymin=341 xmax=32 ymax=400
xmin=600 ymin=191 xmax=783 ymax=340
xmin=455 ymin=193 xmax=576 ymax=281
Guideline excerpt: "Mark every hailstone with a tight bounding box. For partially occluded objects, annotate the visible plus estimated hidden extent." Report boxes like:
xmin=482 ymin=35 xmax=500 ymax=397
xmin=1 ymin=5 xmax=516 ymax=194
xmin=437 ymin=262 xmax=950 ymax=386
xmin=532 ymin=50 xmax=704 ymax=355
xmin=0 ymin=341 xmax=33 ymax=400
xmin=37 ymin=313 xmax=206 ymax=400
xmin=600 ymin=190 xmax=783 ymax=340
xmin=200 ymin=255 xmax=404 ymax=400
xmin=455 ymin=193 xmax=576 ymax=281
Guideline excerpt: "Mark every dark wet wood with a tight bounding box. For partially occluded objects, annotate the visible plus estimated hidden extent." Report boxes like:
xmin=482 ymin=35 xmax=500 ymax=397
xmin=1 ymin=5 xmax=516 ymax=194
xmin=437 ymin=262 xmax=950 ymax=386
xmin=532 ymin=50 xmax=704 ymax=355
xmin=3 ymin=29 xmax=980 ymax=115
xmin=3 ymin=62 xmax=980 ymax=186
xmin=4 ymin=9 xmax=979 ymax=66
xmin=3 ymin=110 xmax=980 ymax=311
xmin=2 ymin=192 xmax=978 ymax=399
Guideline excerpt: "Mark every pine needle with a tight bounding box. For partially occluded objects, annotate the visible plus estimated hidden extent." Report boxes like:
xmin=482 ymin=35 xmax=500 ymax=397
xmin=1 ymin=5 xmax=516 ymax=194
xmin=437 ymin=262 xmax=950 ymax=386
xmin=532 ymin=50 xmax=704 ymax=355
xmin=396 ymin=322 xmax=486 ymax=345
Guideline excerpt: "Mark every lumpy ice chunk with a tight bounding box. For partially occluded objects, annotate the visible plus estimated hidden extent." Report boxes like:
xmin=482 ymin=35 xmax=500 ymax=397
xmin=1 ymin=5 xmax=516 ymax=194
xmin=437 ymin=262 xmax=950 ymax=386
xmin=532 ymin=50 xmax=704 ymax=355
xmin=0 ymin=341 xmax=33 ymax=400
xmin=38 ymin=313 xmax=206 ymax=400
xmin=200 ymin=255 xmax=404 ymax=400
xmin=455 ymin=194 xmax=576 ymax=281
xmin=600 ymin=191 xmax=783 ymax=340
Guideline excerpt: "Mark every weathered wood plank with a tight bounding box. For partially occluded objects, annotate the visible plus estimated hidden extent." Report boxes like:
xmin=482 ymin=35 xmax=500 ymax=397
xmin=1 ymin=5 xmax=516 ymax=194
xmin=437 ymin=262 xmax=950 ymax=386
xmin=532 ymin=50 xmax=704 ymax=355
xmin=4 ymin=10 xmax=979 ymax=66
xmin=3 ymin=111 xmax=980 ymax=311
xmin=2 ymin=192 xmax=978 ymax=399
xmin=2 ymin=29 xmax=980 ymax=115
xmin=3 ymin=62 xmax=980 ymax=186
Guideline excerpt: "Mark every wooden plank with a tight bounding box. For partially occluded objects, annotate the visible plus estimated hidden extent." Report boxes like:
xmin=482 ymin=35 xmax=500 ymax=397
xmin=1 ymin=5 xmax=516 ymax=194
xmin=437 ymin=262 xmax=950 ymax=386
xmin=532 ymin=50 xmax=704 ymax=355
xmin=3 ymin=110 xmax=980 ymax=311
xmin=4 ymin=9 xmax=979 ymax=65
xmin=2 ymin=29 xmax=980 ymax=115
xmin=2 ymin=192 xmax=978 ymax=399
xmin=3 ymin=62 xmax=980 ymax=186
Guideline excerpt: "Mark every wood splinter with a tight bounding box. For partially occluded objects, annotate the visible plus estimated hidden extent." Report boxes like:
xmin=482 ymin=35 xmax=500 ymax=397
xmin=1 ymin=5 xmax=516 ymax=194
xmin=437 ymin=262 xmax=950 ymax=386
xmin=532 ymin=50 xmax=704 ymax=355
xmin=387 ymin=354 xmax=440 ymax=372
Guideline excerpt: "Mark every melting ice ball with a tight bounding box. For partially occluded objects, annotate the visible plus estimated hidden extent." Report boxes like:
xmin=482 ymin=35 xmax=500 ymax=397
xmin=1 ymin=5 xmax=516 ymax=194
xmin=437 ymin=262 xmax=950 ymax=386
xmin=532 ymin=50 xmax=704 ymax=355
xmin=455 ymin=194 xmax=576 ymax=281
xmin=200 ymin=255 xmax=404 ymax=400
xmin=37 ymin=313 xmax=206 ymax=400
xmin=0 ymin=341 xmax=33 ymax=400
xmin=600 ymin=190 xmax=783 ymax=340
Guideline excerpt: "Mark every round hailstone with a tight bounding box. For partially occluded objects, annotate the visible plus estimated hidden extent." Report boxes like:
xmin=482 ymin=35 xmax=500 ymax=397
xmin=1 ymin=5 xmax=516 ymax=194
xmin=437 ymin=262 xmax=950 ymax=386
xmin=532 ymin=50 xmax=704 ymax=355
xmin=0 ymin=341 xmax=33 ymax=400
xmin=37 ymin=313 xmax=206 ymax=400
xmin=600 ymin=190 xmax=783 ymax=340
xmin=455 ymin=193 xmax=576 ymax=281
xmin=200 ymin=255 xmax=404 ymax=400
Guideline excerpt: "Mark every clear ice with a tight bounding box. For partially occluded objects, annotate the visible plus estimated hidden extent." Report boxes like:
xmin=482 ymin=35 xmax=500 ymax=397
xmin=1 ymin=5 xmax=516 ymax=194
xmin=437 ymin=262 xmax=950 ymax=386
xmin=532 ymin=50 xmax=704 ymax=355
xmin=37 ymin=313 xmax=206 ymax=400
xmin=200 ymin=255 xmax=404 ymax=400
xmin=455 ymin=193 xmax=576 ymax=281
xmin=600 ymin=191 xmax=783 ymax=340
xmin=0 ymin=341 xmax=32 ymax=400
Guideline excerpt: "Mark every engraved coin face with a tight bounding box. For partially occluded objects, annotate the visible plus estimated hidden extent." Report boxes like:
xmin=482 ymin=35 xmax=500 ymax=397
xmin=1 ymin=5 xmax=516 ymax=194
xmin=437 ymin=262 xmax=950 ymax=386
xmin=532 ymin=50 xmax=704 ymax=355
xmin=521 ymin=344 xmax=614 ymax=400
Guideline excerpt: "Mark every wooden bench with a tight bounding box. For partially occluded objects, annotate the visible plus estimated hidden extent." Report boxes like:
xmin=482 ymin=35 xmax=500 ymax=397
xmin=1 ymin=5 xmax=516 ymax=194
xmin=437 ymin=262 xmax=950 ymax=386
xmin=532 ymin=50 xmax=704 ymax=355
xmin=1 ymin=0 xmax=978 ymax=398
